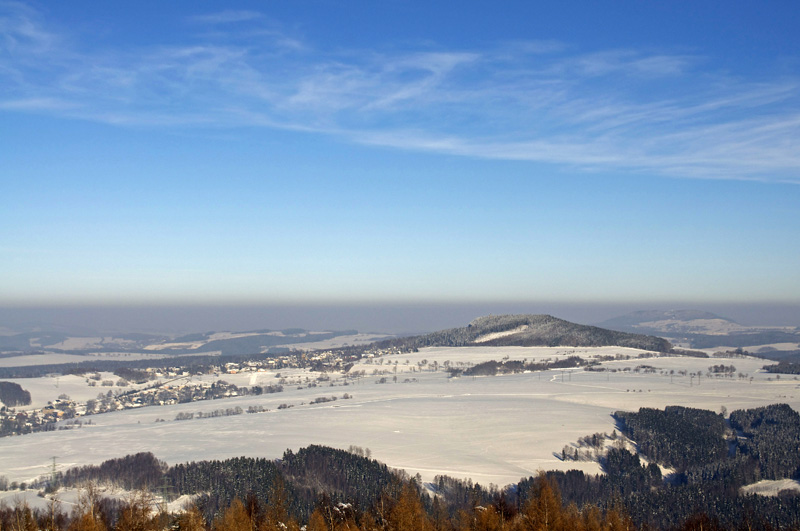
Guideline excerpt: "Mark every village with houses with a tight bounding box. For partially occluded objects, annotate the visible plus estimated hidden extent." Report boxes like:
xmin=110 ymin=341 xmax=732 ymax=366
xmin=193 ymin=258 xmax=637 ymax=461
xmin=0 ymin=343 xmax=413 ymax=438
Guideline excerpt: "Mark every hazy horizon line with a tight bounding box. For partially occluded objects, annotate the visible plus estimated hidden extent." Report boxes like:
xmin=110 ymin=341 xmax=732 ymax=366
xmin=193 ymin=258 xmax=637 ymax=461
xmin=1 ymin=300 xmax=798 ymax=335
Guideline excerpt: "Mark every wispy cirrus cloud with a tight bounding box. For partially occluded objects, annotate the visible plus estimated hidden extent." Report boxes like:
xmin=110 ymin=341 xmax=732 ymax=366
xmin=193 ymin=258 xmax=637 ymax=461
xmin=188 ymin=10 xmax=264 ymax=25
xmin=1 ymin=2 xmax=799 ymax=184
xmin=0 ymin=1 xmax=56 ymax=52
xmin=0 ymin=96 xmax=75 ymax=110
xmin=564 ymin=50 xmax=694 ymax=77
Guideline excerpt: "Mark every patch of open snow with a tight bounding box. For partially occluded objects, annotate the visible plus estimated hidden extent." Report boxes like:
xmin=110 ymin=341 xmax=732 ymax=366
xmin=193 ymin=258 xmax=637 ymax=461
xmin=718 ymin=342 xmax=800 ymax=353
xmin=275 ymin=333 xmax=395 ymax=351
xmin=0 ymin=486 xmax=200 ymax=515
xmin=47 ymin=337 xmax=141 ymax=351
xmin=208 ymin=332 xmax=272 ymax=341
xmin=740 ymin=479 xmax=800 ymax=496
xmin=0 ymin=486 xmax=133 ymax=513
xmin=168 ymin=494 xmax=201 ymax=512
xmin=473 ymin=326 xmax=529 ymax=344
xmin=144 ymin=342 xmax=205 ymax=350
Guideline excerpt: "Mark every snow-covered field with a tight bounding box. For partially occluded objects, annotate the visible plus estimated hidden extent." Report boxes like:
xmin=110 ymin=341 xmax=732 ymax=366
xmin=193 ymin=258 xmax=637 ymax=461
xmin=273 ymin=333 xmax=395 ymax=351
xmin=143 ymin=332 xmax=394 ymax=352
xmin=0 ymin=347 xmax=797 ymax=489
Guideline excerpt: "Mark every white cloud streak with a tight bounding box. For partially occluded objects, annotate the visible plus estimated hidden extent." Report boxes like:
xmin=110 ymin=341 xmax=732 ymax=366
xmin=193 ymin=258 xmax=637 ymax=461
xmin=188 ymin=10 xmax=264 ymax=25
xmin=1 ymin=3 xmax=799 ymax=184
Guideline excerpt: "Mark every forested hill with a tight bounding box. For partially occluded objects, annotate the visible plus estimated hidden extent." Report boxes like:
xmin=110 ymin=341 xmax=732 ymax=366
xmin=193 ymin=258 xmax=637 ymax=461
xmin=380 ymin=314 xmax=672 ymax=352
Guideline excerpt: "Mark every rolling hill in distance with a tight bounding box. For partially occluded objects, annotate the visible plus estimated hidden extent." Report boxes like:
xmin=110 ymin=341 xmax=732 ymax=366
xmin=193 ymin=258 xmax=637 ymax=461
xmin=598 ymin=309 xmax=800 ymax=354
xmin=4 ymin=310 xmax=799 ymax=362
xmin=1 ymin=313 xmax=674 ymax=365
xmin=379 ymin=314 xmax=673 ymax=352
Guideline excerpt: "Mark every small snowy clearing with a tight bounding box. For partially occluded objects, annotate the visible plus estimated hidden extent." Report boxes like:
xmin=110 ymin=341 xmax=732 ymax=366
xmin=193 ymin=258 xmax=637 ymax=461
xmin=0 ymin=486 xmax=193 ymax=514
xmin=740 ymin=479 xmax=800 ymax=497
xmin=473 ymin=326 xmax=529 ymax=343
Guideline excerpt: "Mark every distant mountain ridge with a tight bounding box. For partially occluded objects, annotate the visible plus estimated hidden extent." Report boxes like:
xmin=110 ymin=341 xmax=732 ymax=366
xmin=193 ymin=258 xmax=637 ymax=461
xmin=380 ymin=314 xmax=672 ymax=352
xmin=0 ymin=328 xmax=358 ymax=355
xmin=599 ymin=310 xmax=734 ymax=330
xmin=598 ymin=309 xmax=800 ymax=351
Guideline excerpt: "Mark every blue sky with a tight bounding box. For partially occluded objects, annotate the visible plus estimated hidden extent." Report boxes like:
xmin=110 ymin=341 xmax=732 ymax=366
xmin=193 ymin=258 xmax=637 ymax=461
xmin=1 ymin=0 xmax=799 ymax=309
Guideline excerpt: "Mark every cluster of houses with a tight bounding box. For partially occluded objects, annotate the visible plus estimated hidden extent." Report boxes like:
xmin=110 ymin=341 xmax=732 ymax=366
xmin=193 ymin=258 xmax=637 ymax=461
xmin=0 ymin=397 xmax=82 ymax=437
xmin=0 ymin=343 xmax=406 ymax=438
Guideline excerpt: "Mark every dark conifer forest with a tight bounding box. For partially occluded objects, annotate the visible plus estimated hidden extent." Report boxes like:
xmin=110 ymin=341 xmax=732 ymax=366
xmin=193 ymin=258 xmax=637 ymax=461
xmin=0 ymin=381 xmax=31 ymax=407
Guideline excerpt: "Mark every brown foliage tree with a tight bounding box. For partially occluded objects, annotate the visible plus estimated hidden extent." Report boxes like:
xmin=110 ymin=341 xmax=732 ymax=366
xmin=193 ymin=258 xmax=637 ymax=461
xmin=176 ymin=505 xmax=208 ymax=531
xmin=431 ymin=497 xmax=452 ymax=531
xmin=384 ymin=483 xmax=431 ymax=531
xmin=306 ymin=508 xmax=328 ymax=531
xmin=259 ymin=477 xmax=299 ymax=531
xmin=114 ymin=490 xmax=160 ymax=531
xmin=68 ymin=484 xmax=108 ymax=531
xmin=518 ymin=476 xmax=563 ymax=531
xmin=213 ymin=498 xmax=254 ymax=531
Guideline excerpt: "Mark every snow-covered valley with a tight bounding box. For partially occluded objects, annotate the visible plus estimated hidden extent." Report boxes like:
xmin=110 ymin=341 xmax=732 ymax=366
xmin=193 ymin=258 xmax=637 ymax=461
xmin=1 ymin=346 xmax=796 ymax=489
